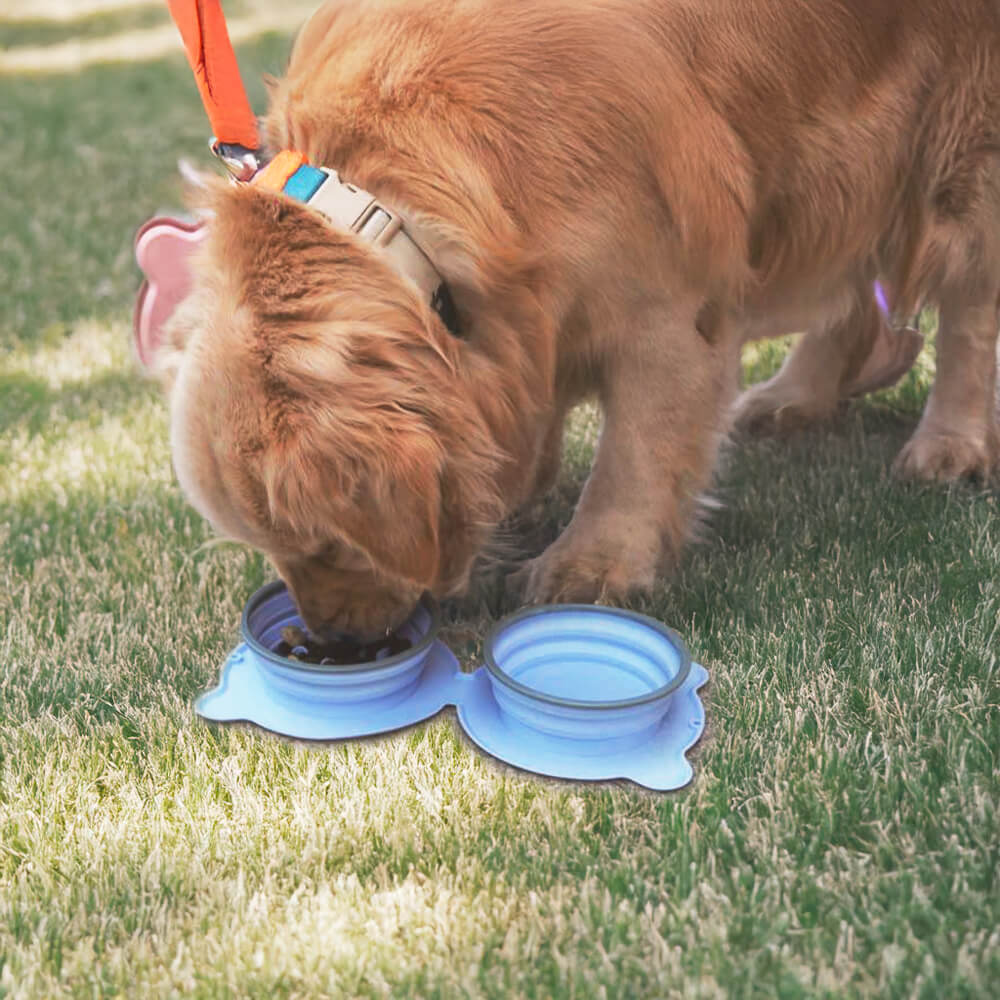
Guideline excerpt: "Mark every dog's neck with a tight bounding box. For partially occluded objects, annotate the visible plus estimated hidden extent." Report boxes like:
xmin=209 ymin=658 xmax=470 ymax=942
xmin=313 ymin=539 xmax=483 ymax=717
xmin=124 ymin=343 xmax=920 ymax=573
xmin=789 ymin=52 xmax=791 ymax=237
xmin=251 ymin=151 xmax=554 ymax=529
xmin=253 ymin=150 xmax=462 ymax=337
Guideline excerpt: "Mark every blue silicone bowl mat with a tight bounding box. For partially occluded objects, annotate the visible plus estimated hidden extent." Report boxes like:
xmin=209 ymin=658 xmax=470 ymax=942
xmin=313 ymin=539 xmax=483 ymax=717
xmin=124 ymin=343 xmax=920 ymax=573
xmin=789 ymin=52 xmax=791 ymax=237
xmin=195 ymin=597 xmax=708 ymax=792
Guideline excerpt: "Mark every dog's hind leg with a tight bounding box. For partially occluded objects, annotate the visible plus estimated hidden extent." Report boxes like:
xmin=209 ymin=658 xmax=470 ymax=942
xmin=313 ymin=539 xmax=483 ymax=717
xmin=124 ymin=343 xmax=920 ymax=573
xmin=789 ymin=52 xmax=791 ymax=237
xmin=733 ymin=287 xmax=923 ymax=432
xmin=893 ymin=148 xmax=1000 ymax=481
xmin=892 ymin=46 xmax=1000 ymax=481
xmin=894 ymin=285 xmax=999 ymax=481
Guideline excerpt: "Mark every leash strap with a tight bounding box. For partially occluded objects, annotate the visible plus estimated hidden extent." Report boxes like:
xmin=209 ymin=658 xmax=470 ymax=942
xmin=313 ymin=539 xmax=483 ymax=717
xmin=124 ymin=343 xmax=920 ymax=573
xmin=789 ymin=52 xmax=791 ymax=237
xmin=160 ymin=1 xmax=461 ymax=335
xmin=166 ymin=0 xmax=260 ymax=154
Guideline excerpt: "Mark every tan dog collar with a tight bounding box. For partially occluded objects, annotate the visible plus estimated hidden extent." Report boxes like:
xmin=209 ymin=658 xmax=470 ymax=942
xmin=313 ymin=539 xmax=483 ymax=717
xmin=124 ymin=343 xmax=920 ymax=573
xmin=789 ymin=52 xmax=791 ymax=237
xmin=253 ymin=150 xmax=462 ymax=336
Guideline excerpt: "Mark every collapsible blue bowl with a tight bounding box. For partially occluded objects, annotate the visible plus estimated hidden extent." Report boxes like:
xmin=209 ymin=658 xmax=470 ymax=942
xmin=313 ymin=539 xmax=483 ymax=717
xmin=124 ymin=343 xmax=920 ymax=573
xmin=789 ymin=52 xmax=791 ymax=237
xmin=196 ymin=582 xmax=708 ymax=790
xmin=483 ymin=605 xmax=691 ymax=751
xmin=241 ymin=580 xmax=440 ymax=711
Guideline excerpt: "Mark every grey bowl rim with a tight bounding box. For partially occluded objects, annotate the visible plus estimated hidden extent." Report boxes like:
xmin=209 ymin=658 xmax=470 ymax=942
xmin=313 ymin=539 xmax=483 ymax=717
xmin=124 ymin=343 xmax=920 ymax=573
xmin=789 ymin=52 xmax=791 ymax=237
xmin=483 ymin=603 xmax=692 ymax=710
xmin=240 ymin=580 xmax=441 ymax=675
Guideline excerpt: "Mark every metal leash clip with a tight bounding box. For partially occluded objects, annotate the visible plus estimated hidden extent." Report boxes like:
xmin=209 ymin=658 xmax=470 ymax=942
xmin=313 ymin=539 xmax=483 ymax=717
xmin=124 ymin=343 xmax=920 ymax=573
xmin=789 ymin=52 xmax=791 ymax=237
xmin=210 ymin=138 xmax=262 ymax=182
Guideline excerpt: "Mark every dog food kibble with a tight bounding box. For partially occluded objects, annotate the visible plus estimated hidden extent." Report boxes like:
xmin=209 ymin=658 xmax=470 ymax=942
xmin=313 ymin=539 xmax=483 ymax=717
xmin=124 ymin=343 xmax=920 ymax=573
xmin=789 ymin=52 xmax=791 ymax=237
xmin=281 ymin=625 xmax=309 ymax=647
xmin=272 ymin=623 xmax=413 ymax=665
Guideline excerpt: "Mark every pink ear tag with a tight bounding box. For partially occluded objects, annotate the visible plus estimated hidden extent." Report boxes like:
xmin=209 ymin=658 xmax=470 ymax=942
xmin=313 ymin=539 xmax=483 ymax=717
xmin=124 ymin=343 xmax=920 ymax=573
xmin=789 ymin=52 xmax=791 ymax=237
xmin=133 ymin=216 xmax=206 ymax=370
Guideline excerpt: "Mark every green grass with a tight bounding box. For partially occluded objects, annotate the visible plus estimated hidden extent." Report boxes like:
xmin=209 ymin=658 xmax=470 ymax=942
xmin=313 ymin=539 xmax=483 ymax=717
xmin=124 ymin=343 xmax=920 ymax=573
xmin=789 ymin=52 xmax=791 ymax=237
xmin=1 ymin=6 xmax=998 ymax=997
xmin=0 ymin=6 xmax=168 ymax=50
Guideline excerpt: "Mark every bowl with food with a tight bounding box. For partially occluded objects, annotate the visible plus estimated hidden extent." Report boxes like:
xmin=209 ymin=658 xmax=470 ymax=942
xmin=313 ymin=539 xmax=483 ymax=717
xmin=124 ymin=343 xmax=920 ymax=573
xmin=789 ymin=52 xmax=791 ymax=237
xmin=239 ymin=580 xmax=441 ymax=710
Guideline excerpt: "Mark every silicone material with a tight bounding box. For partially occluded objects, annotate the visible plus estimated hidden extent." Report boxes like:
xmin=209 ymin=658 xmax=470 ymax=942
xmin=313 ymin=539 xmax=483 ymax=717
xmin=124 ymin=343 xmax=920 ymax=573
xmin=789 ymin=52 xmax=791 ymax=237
xmin=133 ymin=216 xmax=206 ymax=370
xmin=195 ymin=583 xmax=709 ymax=791
xmin=483 ymin=604 xmax=691 ymax=744
xmin=457 ymin=662 xmax=708 ymax=790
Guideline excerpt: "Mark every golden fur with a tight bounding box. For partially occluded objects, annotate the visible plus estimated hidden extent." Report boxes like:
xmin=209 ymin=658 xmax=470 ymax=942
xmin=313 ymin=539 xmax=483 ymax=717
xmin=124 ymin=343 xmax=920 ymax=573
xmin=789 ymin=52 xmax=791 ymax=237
xmin=154 ymin=0 xmax=1000 ymax=636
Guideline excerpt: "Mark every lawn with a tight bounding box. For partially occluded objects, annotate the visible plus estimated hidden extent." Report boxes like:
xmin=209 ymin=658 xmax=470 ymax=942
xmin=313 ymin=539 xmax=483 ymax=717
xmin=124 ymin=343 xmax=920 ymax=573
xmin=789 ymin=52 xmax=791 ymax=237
xmin=1 ymin=3 xmax=998 ymax=997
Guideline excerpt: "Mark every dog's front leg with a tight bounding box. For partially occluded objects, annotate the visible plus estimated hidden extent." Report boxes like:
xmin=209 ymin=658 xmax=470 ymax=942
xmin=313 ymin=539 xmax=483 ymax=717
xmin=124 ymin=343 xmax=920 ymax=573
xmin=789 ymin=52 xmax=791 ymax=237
xmin=527 ymin=399 xmax=572 ymax=501
xmin=515 ymin=303 xmax=737 ymax=604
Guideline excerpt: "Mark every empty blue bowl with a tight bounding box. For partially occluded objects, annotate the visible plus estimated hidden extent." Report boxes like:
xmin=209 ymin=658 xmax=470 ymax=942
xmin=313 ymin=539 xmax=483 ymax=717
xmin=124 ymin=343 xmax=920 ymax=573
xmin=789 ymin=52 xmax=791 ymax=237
xmin=241 ymin=581 xmax=440 ymax=711
xmin=483 ymin=605 xmax=691 ymax=750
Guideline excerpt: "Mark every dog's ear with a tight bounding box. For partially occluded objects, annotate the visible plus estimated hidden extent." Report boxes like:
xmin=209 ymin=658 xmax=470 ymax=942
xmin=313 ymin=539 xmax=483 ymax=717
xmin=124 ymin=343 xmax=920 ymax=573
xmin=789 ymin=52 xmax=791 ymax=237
xmin=261 ymin=415 xmax=443 ymax=588
xmin=132 ymin=170 xmax=230 ymax=377
xmin=132 ymin=217 xmax=207 ymax=376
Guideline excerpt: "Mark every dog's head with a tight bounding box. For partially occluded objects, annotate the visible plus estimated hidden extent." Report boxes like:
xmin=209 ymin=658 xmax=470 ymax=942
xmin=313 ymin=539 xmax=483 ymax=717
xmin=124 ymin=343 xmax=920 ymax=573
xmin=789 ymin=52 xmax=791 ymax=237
xmin=152 ymin=181 xmax=502 ymax=637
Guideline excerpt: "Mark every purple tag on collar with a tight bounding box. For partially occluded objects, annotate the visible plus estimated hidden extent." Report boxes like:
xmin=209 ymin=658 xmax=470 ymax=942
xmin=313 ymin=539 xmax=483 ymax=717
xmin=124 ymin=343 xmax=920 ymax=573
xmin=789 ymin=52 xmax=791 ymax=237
xmin=874 ymin=280 xmax=891 ymax=320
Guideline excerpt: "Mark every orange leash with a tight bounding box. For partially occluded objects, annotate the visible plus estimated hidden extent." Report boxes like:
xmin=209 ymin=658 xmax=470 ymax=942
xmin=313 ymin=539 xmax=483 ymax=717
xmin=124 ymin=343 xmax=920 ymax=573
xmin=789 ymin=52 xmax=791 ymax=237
xmin=165 ymin=0 xmax=260 ymax=155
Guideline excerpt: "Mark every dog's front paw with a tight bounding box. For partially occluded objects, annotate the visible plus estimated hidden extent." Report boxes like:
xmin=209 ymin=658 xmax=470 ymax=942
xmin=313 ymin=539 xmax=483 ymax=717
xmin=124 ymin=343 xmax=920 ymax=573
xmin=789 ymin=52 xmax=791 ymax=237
xmin=894 ymin=425 xmax=998 ymax=482
xmin=508 ymin=534 xmax=658 ymax=606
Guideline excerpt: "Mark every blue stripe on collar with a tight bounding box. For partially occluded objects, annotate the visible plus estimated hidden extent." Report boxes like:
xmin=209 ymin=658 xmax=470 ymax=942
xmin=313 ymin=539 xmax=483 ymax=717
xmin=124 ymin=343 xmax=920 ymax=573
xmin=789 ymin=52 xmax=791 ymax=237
xmin=283 ymin=164 xmax=327 ymax=202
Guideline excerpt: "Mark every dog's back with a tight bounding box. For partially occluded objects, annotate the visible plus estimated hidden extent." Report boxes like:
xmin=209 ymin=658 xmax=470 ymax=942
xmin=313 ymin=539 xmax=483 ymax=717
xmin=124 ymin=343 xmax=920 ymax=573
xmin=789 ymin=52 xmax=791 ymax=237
xmin=659 ymin=0 xmax=1000 ymax=315
xmin=272 ymin=0 xmax=999 ymax=317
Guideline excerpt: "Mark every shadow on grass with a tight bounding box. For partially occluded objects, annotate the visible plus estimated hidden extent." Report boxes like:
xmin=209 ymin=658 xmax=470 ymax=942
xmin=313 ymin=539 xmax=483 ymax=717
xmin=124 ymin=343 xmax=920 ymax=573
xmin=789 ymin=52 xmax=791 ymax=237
xmin=453 ymin=402 xmax=997 ymax=648
xmin=3 ymin=398 xmax=996 ymax=723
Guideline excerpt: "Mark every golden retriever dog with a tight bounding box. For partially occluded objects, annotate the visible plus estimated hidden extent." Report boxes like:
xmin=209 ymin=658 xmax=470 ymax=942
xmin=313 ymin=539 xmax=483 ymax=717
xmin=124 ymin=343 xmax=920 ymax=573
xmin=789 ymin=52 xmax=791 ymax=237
xmin=152 ymin=0 xmax=1000 ymax=638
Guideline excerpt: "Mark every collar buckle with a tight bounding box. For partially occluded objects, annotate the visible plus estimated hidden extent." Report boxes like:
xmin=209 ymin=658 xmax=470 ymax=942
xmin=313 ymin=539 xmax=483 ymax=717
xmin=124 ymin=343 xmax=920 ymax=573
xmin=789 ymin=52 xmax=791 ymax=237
xmin=354 ymin=204 xmax=404 ymax=246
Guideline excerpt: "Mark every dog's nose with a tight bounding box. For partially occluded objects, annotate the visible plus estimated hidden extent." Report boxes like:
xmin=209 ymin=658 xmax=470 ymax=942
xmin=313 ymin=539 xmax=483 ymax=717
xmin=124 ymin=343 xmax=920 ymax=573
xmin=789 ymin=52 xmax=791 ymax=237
xmin=308 ymin=622 xmax=357 ymax=644
xmin=306 ymin=614 xmax=393 ymax=644
xmin=290 ymin=587 xmax=412 ymax=643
